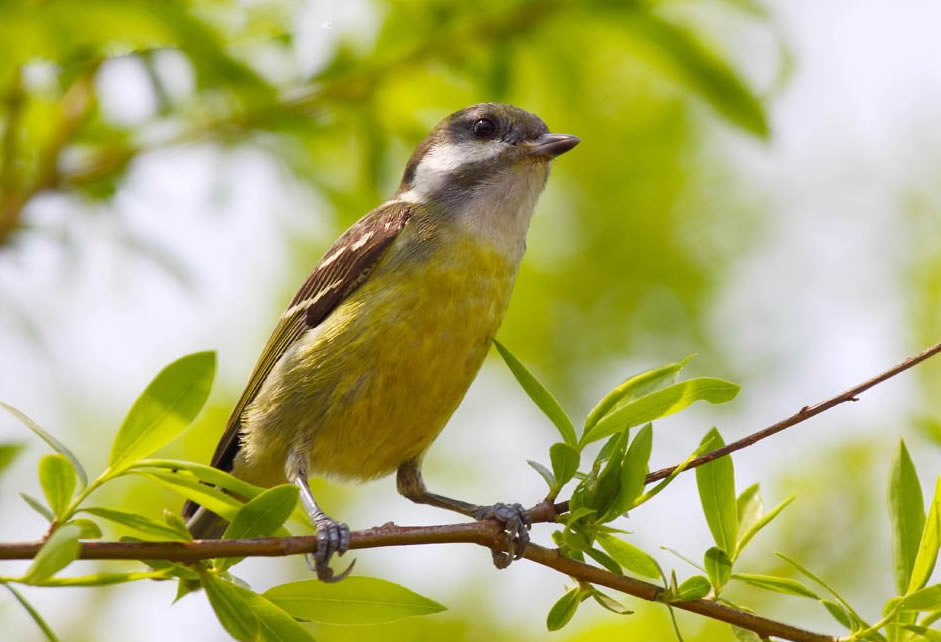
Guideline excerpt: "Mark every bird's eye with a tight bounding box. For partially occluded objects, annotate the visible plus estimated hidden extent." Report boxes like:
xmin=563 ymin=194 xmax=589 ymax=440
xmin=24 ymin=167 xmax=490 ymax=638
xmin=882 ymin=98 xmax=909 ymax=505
xmin=472 ymin=118 xmax=497 ymax=139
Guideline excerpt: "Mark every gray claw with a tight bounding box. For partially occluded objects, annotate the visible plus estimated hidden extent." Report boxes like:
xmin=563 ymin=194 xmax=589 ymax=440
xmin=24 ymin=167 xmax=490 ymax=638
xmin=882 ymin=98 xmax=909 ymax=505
xmin=475 ymin=502 xmax=531 ymax=568
xmin=307 ymin=518 xmax=353 ymax=582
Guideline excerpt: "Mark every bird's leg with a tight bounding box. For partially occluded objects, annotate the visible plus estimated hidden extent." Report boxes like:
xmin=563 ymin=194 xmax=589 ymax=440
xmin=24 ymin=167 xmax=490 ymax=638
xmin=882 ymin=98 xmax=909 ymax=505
xmin=286 ymin=454 xmax=354 ymax=582
xmin=396 ymin=457 xmax=531 ymax=569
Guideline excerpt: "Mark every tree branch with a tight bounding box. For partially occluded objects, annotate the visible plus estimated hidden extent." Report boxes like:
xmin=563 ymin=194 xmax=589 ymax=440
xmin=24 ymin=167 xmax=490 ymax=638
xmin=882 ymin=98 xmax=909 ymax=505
xmin=643 ymin=339 xmax=941 ymax=484
xmin=0 ymin=520 xmax=838 ymax=642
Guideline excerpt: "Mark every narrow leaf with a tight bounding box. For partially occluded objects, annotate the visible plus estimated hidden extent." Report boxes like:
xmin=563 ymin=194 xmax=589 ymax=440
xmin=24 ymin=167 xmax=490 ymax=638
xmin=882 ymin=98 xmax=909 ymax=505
xmin=633 ymin=440 xmax=711 ymax=508
xmin=202 ymin=575 xmax=260 ymax=642
xmin=596 ymin=533 xmax=660 ymax=579
xmin=776 ymin=553 xmax=869 ymax=629
xmin=38 ymin=454 xmax=76 ymax=519
xmin=584 ymin=547 xmax=624 ymax=575
xmin=820 ymin=599 xmax=853 ymax=629
xmin=903 ymin=625 xmax=941 ymax=641
xmin=900 ymin=585 xmax=941 ymax=611
xmin=67 ymin=519 xmax=102 ymax=540
xmin=20 ymin=492 xmax=54 ymax=522
xmin=223 ymin=485 xmax=298 ymax=541
xmin=736 ymin=484 xmax=763 ymax=539
xmin=108 ymin=351 xmax=216 ymax=471
xmin=1 ymin=402 xmax=87 ymax=487
xmin=29 ymin=570 xmax=172 ymax=587
xmin=591 ymin=587 xmax=632 ymax=615
xmin=618 ymin=9 xmax=769 ymax=137
xmin=673 ymin=575 xmax=711 ymax=601
xmin=584 ymin=378 xmax=739 ymax=445
xmin=493 ymin=339 xmax=576 ymax=445
xmin=81 ymin=507 xmax=188 ymax=540
xmin=21 ymin=525 xmax=82 ymax=584
xmin=550 ymin=442 xmax=580 ymax=488
xmin=0 ymin=442 xmax=25 ymax=477
xmin=140 ymin=471 xmax=242 ymax=522
xmin=696 ymin=428 xmax=738 ymax=555
xmin=264 ymin=576 xmax=446 ymax=625
xmin=607 ymin=423 xmax=653 ymax=518
xmin=584 ymin=356 xmax=694 ymax=430
xmin=704 ymin=547 xmax=732 ymax=592
xmin=230 ymin=583 xmax=317 ymax=642
xmin=909 ymin=477 xmax=941 ymax=594
xmin=527 ymin=460 xmax=556 ymax=489
xmin=3 ymin=583 xmax=60 ymax=642
xmin=731 ymin=625 xmax=762 ymax=642
xmin=890 ymin=439 xmax=927 ymax=595
xmin=732 ymin=573 xmax=819 ymax=599
xmin=546 ymin=588 xmax=581 ymax=631
xmin=735 ymin=495 xmax=795 ymax=560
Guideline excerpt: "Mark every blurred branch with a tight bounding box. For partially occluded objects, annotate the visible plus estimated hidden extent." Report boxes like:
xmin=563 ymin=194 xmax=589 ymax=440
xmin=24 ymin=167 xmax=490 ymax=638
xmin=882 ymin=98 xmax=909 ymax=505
xmin=0 ymin=519 xmax=837 ymax=642
xmin=56 ymin=1 xmax=567 ymax=192
xmin=0 ymin=61 xmax=100 ymax=244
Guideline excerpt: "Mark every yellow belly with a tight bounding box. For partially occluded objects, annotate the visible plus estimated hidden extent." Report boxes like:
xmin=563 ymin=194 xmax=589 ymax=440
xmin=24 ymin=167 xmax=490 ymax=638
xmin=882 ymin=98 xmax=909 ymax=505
xmin=234 ymin=232 xmax=518 ymax=486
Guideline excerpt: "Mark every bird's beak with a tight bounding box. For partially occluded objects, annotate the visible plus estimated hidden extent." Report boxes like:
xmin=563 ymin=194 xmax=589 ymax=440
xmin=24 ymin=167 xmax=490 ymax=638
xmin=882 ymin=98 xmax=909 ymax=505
xmin=523 ymin=133 xmax=581 ymax=158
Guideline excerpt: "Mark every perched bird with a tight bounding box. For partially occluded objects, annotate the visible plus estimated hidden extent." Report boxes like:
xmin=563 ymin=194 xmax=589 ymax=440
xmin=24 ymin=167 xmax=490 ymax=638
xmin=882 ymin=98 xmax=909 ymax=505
xmin=184 ymin=103 xmax=579 ymax=580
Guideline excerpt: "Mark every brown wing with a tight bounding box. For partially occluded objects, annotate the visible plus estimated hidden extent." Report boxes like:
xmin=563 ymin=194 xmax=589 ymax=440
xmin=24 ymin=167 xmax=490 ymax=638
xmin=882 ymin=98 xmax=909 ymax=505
xmin=183 ymin=201 xmax=412 ymax=518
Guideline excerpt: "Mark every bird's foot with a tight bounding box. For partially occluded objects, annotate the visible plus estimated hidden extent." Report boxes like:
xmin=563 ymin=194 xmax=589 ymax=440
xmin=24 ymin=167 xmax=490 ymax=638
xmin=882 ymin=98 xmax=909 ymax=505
xmin=304 ymin=516 xmax=354 ymax=582
xmin=474 ymin=502 xmax=532 ymax=569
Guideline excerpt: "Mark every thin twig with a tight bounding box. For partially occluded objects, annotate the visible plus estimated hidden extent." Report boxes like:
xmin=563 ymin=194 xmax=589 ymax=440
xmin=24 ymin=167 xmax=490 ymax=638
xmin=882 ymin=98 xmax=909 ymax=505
xmin=0 ymin=521 xmax=837 ymax=642
xmin=644 ymin=340 xmax=941 ymax=483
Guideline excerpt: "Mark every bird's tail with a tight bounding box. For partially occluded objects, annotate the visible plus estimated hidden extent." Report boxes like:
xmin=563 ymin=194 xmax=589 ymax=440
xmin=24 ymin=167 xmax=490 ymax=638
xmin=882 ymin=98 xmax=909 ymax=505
xmin=186 ymin=505 xmax=229 ymax=540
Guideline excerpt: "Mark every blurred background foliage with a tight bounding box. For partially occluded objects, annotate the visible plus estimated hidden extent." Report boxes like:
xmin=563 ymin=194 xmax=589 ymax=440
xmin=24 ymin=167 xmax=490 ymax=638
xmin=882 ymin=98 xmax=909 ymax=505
xmin=0 ymin=0 xmax=939 ymax=640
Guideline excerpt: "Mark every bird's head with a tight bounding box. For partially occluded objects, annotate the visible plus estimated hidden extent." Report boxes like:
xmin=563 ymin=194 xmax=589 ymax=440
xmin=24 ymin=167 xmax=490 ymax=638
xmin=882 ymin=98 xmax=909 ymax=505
xmin=395 ymin=103 xmax=579 ymax=209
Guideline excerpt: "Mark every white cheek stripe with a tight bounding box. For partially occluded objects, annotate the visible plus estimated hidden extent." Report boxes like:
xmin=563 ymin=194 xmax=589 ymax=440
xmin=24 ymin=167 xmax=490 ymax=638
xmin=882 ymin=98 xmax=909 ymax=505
xmin=398 ymin=141 xmax=505 ymax=204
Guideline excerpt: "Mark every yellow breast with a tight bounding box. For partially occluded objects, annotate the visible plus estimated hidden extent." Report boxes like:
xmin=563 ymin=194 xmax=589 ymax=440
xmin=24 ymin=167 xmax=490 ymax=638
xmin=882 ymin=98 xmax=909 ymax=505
xmin=236 ymin=227 xmax=519 ymax=486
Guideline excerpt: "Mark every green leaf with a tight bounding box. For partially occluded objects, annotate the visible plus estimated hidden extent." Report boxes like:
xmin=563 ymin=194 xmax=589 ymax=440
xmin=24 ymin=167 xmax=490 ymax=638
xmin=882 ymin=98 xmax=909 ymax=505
xmin=734 ymin=495 xmax=795 ymax=560
xmin=28 ymin=570 xmax=171 ymax=587
xmin=108 ymin=351 xmax=216 ymax=471
xmin=673 ymin=575 xmax=711 ymax=601
xmin=583 ymin=378 xmax=739 ymax=446
xmin=776 ymin=553 xmax=868 ymax=629
xmin=162 ymin=510 xmax=194 ymax=540
xmin=1 ymin=402 xmax=87 ymax=487
xmin=493 ymin=339 xmax=576 ymax=446
xmin=546 ymin=588 xmax=581 ymax=631
xmin=230 ymin=583 xmax=317 ymax=642
xmin=67 ymin=519 xmax=102 ymax=540
xmin=909 ymin=477 xmax=941 ymax=594
xmin=820 ymin=599 xmax=853 ymax=629
xmin=608 ymin=423 xmax=653 ymax=516
xmin=21 ymin=524 xmax=82 ymax=584
xmin=903 ymin=625 xmax=941 ymax=641
xmin=900 ymin=585 xmax=941 ymax=611
xmin=633 ymin=440 xmax=711 ymax=508
xmin=584 ymin=547 xmax=623 ymax=576
xmin=264 ymin=576 xmax=446 ymax=625
xmin=550 ymin=442 xmax=580 ymax=487
xmin=223 ymin=485 xmax=298 ymax=540
xmin=0 ymin=442 xmax=25 ymax=477
xmin=617 ymin=9 xmax=769 ymax=137
xmin=38 ymin=454 xmax=76 ymax=519
xmin=731 ymin=625 xmax=762 ymax=642
xmin=890 ymin=439 xmax=927 ymax=595
xmin=732 ymin=573 xmax=819 ymax=599
xmin=202 ymin=575 xmax=260 ymax=642
xmin=584 ymin=356 xmax=693 ymax=430
xmin=590 ymin=587 xmax=632 ymax=615
xmin=20 ymin=492 xmax=54 ymax=522
xmin=527 ymin=460 xmax=556 ymax=489
xmin=81 ymin=507 xmax=189 ymax=540
xmin=704 ymin=547 xmax=732 ymax=593
xmin=596 ymin=533 xmax=660 ymax=579
xmin=139 ymin=471 xmax=242 ymax=522
xmin=736 ymin=484 xmax=763 ymax=540
xmin=696 ymin=428 xmax=738 ymax=555
xmin=3 ymin=583 xmax=60 ymax=642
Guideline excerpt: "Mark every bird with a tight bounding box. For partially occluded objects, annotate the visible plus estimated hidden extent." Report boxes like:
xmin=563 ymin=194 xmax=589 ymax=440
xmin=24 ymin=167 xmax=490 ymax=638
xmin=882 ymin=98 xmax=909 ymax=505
xmin=184 ymin=103 xmax=579 ymax=581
